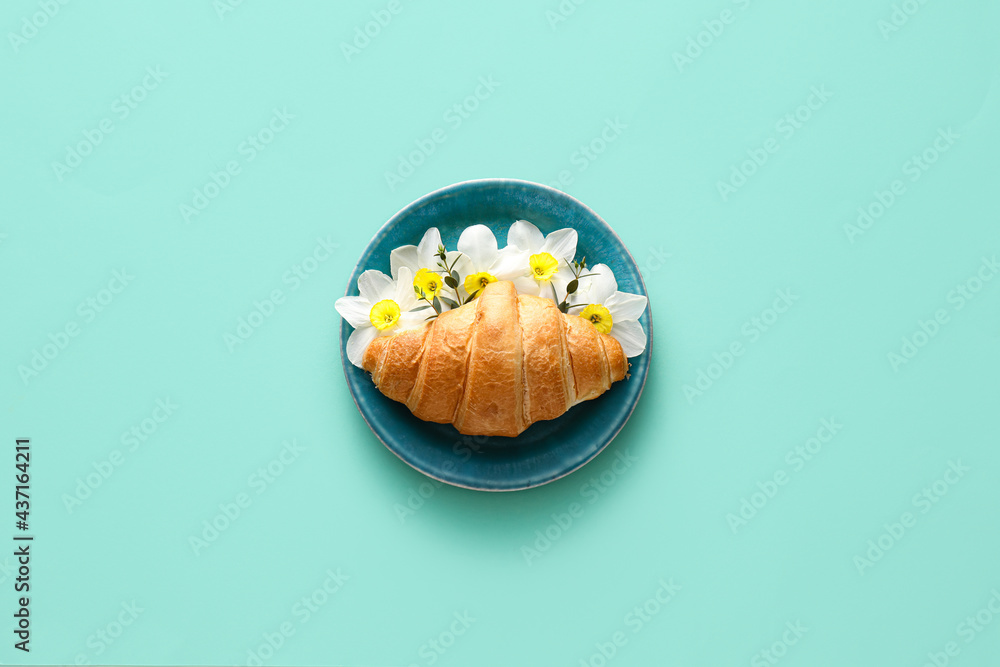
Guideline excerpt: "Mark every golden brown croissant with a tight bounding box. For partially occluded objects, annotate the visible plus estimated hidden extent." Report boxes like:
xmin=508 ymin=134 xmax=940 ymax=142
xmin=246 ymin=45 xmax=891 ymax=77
xmin=361 ymin=280 xmax=628 ymax=437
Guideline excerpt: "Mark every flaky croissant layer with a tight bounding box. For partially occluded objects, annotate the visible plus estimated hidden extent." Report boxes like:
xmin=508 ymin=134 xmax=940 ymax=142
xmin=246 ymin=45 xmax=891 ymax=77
xmin=361 ymin=280 xmax=628 ymax=437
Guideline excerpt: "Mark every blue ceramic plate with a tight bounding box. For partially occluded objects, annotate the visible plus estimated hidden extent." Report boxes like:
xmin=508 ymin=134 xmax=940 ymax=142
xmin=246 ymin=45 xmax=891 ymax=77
xmin=339 ymin=179 xmax=652 ymax=491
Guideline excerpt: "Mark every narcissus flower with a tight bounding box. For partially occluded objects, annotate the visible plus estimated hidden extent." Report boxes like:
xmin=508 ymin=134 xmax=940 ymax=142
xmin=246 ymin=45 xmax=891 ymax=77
xmin=334 ymin=219 xmax=649 ymax=365
xmin=335 ymin=267 xmax=424 ymax=368
xmin=368 ymin=299 xmax=401 ymax=330
xmin=390 ymin=228 xmax=456 ymax=279
xmin=579 ymin=303 xmax=613 ymax=334
xmin=505 ymin=220 xmax=578 ymax=300
xmin=529 ymin=252 xmax=560 ymax=282
xmin=451 ymin=225 xmax=527 ymax=301
xmin=463 ymin=271 xmax=497 ymax=299
xmin=413 ymin=268 xmax=444 ymax=299
xmin=568 ymin=263 xmax=648 ymax=357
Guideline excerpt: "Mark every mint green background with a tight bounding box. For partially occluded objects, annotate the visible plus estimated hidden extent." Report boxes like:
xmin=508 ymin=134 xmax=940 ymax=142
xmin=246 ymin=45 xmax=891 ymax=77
xmin=3 ymin=0 xmax=1000 ymax=665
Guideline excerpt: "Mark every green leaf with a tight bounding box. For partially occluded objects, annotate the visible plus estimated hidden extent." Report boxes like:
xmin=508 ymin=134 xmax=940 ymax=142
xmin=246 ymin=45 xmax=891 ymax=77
xmin=558 ymin=302 xmax=569 ymax=313
xmin=464 ymin=293 xmax=476 ymax=304
xmin=444 ymin=275 xmax=458 ymax=289
xmin=447 ymin=251 xmax=466 ymax=272
xmin=439 ymin=297 xmax=459 ymax=308
xmin=566 ymin=279 xmax=578 ymax=294
xmin=432 ymin=296 xmax=441 ymax=312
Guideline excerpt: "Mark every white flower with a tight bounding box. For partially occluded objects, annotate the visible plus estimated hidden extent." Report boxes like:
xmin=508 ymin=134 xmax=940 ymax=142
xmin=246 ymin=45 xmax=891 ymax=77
xmin=389 ymin=227 xmax=443 ymax=278
xmin=335 ymin=267 xmax=425 ymax=368
xmin=568 ymin=263 xmax=648 ymax=357
xmin=390 ymin=227 xmax=466 ymax=311
xmin=505 ymin=220 xmax=579 ymax=301
xmin=451 ymin=224 xmax=528 ymax=301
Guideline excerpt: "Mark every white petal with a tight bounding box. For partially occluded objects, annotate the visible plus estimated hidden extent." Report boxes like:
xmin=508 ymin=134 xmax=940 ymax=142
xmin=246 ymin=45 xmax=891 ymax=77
xmin=580 ymin=263 xmax=618 ymax=304
xmin=539 ymin=228 xmax=578 ymax=265
xmin=416 ymin=227 xmax=443 ymax=267
xmin=507 ymin=220 xmax=544 ymax=252
xmin=590 ymin=264 xmax=619 ymax=302
xmin=346 ymin=326 xmax=378 ymax=368
xmin=536 ymin=279 xmax=563 ymax=302
xmin=611 ymin=319 xmax=646 ymax=358
xmin=357 ymin=270 xmax=393 ymax=303
xmin=605 ymin=291 xmax=648 ymax=322
xmin=389 ymin=246 xmax=420 ymax=280
xmin=449 ymin=252 xmax=474 ymax=279
xmin=457 ymin=224 xmax=498 ymax=271
xmin=511 ymin=275 xmax=541 ymax=296
xmin=548 ymin=272 xmax=572 ymax=303
xmin=490 ymin=246 xmax=529 ymax=280
xmin=334 ymin=296 xmax=371 ymax=329
xmin=401 ymin=292 xmax=421 ymax=312
xmin=443 ymin=250 xmax=465 ymax=269
xmin=397 ymin=312 xmax=430 ymax=331
xmin=392 ymin=266 xmax=417 ymax=307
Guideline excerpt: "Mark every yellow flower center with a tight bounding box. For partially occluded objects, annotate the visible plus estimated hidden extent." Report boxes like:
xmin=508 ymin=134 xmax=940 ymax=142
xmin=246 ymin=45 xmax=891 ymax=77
xmin=369 ymin=299 xmax=401 ymax=331
xmin=529 ymin=252 xmax=559 ymax=282
xmin=579 ymin=304 xmax=613 ymax=334
xmin=463 ymin=271 xmax=497 ymax=298
xmin=413 ymin=268 xmax=443 ymax=299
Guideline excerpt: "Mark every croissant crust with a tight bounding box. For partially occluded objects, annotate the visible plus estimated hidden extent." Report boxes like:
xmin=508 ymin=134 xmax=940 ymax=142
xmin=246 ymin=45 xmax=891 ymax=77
xmin=362 ymin=280 xmax=627 ymax=437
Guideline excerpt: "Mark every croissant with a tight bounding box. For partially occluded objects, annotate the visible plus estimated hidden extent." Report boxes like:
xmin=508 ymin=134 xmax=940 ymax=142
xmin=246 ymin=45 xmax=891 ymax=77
xmin=361 ymin=280 xmax=628 ymax=437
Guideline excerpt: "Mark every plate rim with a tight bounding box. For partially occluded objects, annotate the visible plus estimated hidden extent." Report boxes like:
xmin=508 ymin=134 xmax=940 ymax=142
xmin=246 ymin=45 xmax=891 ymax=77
xmin=339 ymin=178 xmax=653 ymax=491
